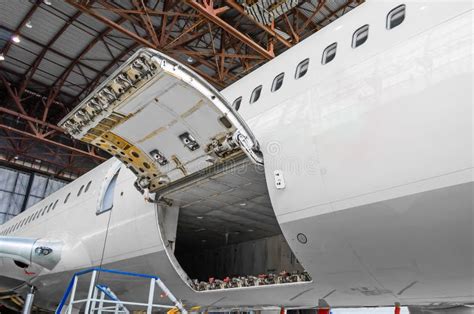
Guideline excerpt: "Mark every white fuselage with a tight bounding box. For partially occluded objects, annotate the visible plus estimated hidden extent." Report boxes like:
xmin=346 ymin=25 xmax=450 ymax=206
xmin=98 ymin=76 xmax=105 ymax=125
xmin=0 ymin=0 xmax=472 ymax=310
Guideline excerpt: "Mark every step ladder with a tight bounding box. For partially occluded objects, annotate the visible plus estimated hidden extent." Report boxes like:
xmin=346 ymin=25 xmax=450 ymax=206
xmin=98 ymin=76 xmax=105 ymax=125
xmin=55 ymin=268 xmax=187 ymax=314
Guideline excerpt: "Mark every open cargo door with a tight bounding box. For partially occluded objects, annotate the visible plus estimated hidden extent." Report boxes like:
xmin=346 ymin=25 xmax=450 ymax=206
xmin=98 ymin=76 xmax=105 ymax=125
xmin=59 ymin=48 xmax=262 ymax=193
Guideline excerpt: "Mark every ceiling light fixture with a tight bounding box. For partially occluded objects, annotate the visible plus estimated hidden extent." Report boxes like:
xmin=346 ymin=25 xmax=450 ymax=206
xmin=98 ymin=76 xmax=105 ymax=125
xmin=247 ymin=229 xmax=254 ymax=232
xmin=0 ymin=54 xmax=5 ymax=61
xmin=187 ymin=56 xmax=194 ymax=63
xmin=196 ymin=216 xmax=204 ymax=220
xmin=12 ymin=35 xmax=20 ymax=43
xmin=25 ymin=21 xmax=33 ymax=29
xmin=239 ymin=202 xmax=247 ymax=206
xmin=43 ymin=0 xmax=52 ymax=5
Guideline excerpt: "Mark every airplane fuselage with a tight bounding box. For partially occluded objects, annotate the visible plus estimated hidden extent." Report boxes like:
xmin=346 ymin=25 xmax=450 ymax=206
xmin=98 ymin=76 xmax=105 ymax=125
xmin=0 ymin=0 xmax=473 ymax=311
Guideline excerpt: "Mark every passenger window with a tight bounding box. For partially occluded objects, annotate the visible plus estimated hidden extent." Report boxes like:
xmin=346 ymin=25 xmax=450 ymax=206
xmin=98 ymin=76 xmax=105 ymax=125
xmin=64 ymin=192 xmax=71 ymax=204
xmin=352 ymin=25 xmax=369 ymax=48
xmin=295 ymin=58 xmax=309 ymax=79
xmin=85 ymin=181 xmax=92 ymax=193
xmin=77 ymin=185 xmax=84 ymax=197
xmin=387 ymin=5 xmax=406 ymax=29
xmin=232 ymin=97 xmax=242 ymax=111
xmin=41 ymin=206 xmax=47 ymax=216
xmin=250 ymin=85 xmax=262 ymax=104
xmin=271 ymin=73 xmax=285 ymax=92
xmin=53 ymin=200 xmax=58 ymax=210
xmin=322 ymin=43 xmax=337 ymax=65
xmin=98 ymin=171 xmax=119 ymax=215
xmin=46 ymin=203 xmax=53 ymax=214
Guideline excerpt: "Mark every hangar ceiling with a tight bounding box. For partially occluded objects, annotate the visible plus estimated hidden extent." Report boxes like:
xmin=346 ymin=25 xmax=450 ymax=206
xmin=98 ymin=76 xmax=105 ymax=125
xmin=0 ymin=0 xmax=362 ymax=179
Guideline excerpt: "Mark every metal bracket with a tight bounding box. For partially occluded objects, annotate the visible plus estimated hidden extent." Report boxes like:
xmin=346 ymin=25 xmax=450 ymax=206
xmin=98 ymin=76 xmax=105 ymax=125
xmin=179 ymin=132 xmax=200 ymax=151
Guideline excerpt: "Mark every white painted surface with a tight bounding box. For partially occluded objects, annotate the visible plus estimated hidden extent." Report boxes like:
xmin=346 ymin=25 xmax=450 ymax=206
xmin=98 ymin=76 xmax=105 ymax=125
xmin=0 ymin=0 xmax=472 ymax=311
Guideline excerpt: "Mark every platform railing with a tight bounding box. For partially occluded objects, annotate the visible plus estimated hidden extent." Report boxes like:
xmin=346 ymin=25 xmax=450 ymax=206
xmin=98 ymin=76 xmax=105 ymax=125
xmin=55 ymin=268 xmax=187 ymax=314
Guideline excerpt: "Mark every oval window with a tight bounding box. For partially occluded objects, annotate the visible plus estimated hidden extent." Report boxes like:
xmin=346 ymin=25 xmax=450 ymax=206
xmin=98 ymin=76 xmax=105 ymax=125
xmin=322 ymin=43 xmax=337 ymax=65
xmin=271 ymin=73 xmax=285 ymax=92
xmin=250 ymin=85 xmax=262 ymax=104
xmin=232 ymin=97 xmax=242 ymax=111
xmin=85 ymin=180 xmax=92 ymax=193
xmin=387 ymin=4 xmax=406 ymax=30
xmin=352 ymin=25 xmax=369 ymax=48
xmin=295 ymin=58 xmax=309 ymax=79
xmin=77 ymin=185 xmax=84 ymax=197
xmin=64 ymin=192 xmax=71 ymax=204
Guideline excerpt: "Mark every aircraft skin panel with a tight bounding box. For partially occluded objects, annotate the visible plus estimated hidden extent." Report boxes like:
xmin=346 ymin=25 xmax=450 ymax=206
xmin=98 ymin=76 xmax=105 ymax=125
xmin=258 ymin=18 xmax=473 ymax=216
xmin=59 ymin=49 xmax=263 ymax=194
xmin=26 ymin=176 xmax=474 ymax=311
xmin=280 ymin=182 xmax=474 ymax=305
xmin=0 ymin=159 xmax=161 ymax=280
xmin=0 ymin=0 xmax=472 ymax=311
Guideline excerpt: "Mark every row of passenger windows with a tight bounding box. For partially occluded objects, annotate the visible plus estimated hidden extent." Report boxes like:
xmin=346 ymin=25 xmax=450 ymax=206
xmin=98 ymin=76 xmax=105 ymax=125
xmin=0 ymin=180 xmax=93 ymax=236
xmin=232 ymin=4 xmax=406 ymax=109
xmin=0 ymin=5 xmax=407 ymax=236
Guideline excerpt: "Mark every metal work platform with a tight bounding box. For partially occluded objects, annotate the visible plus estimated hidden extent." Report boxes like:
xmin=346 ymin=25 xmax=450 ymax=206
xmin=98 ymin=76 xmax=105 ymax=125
xmin=56 ymin=268 xmax=187 ymax=314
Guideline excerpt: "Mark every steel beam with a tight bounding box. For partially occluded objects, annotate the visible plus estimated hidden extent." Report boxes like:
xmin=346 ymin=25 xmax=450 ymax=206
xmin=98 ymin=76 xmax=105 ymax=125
xmin=0 ymin=107 xmax=64 ymax=132
xmin=185 ymin=0 xmax=274 ymax=59
xmin=132 ymin=0 xmax=160 ymax=47
xmin=0 ymin=124 xmax=106 ymax=161
xmin=317 ymin=0 xmax=358 ymax=28
xmin=47 ymin=16 xmax=128 ymax=109
xmin=0 ymin=75 xmax=38 ymax=135
xmin=19 ymin=11 xmax=83 ymax=97
xmin=65 ymin=0 xmax=157 ymax=49
xmin=297 ymin=0 xmax=326 ymax=35
xmin=74 ymin=42 xmax=140 ymax=101
xmin=224 ymin=0 xmax=292 ymax=48
xmin=0 ymin=1 xmax=41 ymax=56
xmin=0 ymin=25 xmax=100 ymax=76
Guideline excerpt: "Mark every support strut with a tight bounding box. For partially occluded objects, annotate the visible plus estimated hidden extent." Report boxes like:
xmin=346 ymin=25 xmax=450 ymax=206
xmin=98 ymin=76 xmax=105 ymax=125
xmin=21 ymin=286 xmax=35 ymax=314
